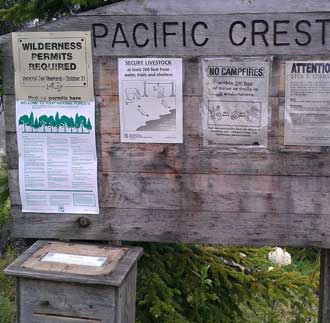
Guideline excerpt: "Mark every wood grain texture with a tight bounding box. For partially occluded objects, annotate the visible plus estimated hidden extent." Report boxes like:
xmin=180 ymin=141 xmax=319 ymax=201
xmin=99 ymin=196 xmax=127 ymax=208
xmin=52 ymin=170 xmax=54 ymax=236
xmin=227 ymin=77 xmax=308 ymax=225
xmin=319 ymin=250 xmax=330 ymax=323
xmin=117 ymin=264 xmax=137 ymax=323
xmin=8 ymin=206 xmax=330 ymax=248
xmin=9 ymin=168 xmax=330 ymax=215
xmin=19 ymin=279 xmax=115 ymax=323
xmin=4 ymin=13 xmax=330 ymax=57
xmin=21 ymin=241 xmax=128 ymax=276
xmin=6 ymin=240 xmax=142 ymax=323
xmin=5 ymin=240 xmax=143 ymax=286
xmin=79 ymin=0 xmax=330 ymax=15
xmin=2 ymin=56 xmax=204 ymax=97
xmin=3 ymin=2 xmax=330 ymax=247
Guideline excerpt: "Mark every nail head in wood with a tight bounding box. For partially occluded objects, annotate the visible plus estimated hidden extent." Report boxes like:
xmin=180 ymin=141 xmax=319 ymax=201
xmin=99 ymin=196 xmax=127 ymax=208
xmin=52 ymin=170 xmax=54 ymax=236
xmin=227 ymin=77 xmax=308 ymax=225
xmin=78 ymin=217 xmax=90 ymax=228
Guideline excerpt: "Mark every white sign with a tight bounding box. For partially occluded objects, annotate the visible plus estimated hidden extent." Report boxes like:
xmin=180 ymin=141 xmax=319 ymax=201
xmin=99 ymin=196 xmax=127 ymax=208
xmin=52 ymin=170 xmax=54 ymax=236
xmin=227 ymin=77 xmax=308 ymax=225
xmin=41 ymin=252 xmax=107 ymax=267
xmin=285 ymin=61 xmax=330 ymax=146
xmin=16 ymin=100 xmax=99 ymax=214
xmin=12 ymin=31 xmax=94 ymax=102
xmin=202 ymin=58 xmax=270 ymax=146
xmin=118 ymin=58 xmax=183 ymax=143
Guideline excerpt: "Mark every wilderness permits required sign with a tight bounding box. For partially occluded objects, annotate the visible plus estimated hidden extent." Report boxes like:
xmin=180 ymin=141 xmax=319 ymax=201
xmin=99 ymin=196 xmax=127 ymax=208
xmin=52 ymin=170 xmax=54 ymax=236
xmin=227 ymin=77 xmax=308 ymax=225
xmin=202 ymin=58 xmax=270 ymax=147
xmin=12 ymin=31 xmax=94 ymax=102
xmin=16 ymin=100 xmax=99 ymax=214
xmin=285 ymin=61 xmax=330 ymax=146
xmin=118 ymin=58 xmax=183 ymax=143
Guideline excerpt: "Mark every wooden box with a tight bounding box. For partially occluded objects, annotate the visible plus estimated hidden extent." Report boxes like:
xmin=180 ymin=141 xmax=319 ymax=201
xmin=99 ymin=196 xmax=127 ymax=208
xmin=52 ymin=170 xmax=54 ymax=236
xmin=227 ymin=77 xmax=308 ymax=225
xmin=4 ymin=240 xmax=143 ymax=323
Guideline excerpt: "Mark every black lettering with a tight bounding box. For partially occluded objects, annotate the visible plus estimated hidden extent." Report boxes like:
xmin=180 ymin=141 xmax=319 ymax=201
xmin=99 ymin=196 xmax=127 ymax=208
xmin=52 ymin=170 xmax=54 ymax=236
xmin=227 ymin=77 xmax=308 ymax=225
xmin=252 ymin=20 xmax=269 ymax=46
xmin=153 ymin=22 xmax=158 ymax=48
xmin=295 ymin=20 xmax=311 ymax=46
xmin=273 ymin=20 xmax=290 ymax=46
xmin=112 ymin=23 xmax=129 ymax=47
xmin=191 ymin=21 xmax=209 ymax=46
xmin=133 ymin=23 xmax=149 ymax=47
xmin=208 ymin=67 xmax=220 ymax=76
xmin=163 ymin=22 xmax=178 ymax=47
xmin=22 ymin=43 xmax=32 ymax=50
xmin=92 ymin=23 xmax=108 ymax=47
xmin=229 ymin=21 xmax=246 ymax=46
xmin=182 ymin=22 xmax=187 ymax=47
xmin=76 ymin=41 xmax=82 ymax=50
xmin=315 ymin=19 xmax=330 ymax=45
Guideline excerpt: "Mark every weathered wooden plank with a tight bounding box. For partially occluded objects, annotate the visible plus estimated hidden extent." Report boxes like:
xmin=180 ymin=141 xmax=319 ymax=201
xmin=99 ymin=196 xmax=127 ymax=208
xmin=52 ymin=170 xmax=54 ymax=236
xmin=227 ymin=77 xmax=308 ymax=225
xmin=6 ymin=90 xmax=328 ymax=176
xmin=6 ymin=131 xmax=330 ymax=176
xmin=4 ymin=14 xmax=330 ymax=57
xmin=2 ymin=54 xmax=328 ymax=99
xmin=8 ymin=168 xmax=330 ymax=216
xmin=79 ymin=0 xmax=330 ymax=16
xmin=319 ymin=249 xmax=330 ymax=323
xmin=8 ymin=206 xmax=330 ymax=248
xmin=117 ymin=264 xmax=137 ymax=323
xmin=2 ymin=56 xmax=218 ymax=97
xmin=2 ymin=92 xmax=282 ymax=143
xmin=1 ymin=54 xmax=14 ymax=95
xmin=3 ymin=55 xmax=329 ymax=101
xmin=5 ymin=94 xmax=282 ymax=141
xmin=91 ymin=57 xmax=306 ymax=98
xmin=5 ymin=240 xmax=143 ymax=286
xmin=19 ymin=279 xmax=115 ymax=323
xmin=22 ymin=242 xmax=127 ymax=276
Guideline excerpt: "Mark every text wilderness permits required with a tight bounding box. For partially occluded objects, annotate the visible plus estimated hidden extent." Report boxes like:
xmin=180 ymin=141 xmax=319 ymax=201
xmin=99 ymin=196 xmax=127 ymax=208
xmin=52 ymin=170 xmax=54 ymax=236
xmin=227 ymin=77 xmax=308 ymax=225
xmin=119 ymin=58 xmax=183 ymax=143
xmin=12 ymin=31 xmax=94 ymax=102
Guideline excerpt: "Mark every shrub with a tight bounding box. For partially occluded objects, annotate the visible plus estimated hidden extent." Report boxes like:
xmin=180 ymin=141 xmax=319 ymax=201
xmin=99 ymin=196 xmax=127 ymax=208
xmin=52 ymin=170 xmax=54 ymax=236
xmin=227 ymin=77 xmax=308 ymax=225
xmin=0 ymin=248 xmax=16 ymax=323
xmin=136 ymin=243 xmax=319 ymax=323
xmin=0 ymin=156 xmax=9 ymax=228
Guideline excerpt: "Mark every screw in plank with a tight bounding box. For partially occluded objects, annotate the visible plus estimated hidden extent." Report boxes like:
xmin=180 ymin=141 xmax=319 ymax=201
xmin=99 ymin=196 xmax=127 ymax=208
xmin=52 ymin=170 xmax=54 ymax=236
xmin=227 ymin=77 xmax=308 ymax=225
xmin=77 ymin=217 xmax=90 ymax=228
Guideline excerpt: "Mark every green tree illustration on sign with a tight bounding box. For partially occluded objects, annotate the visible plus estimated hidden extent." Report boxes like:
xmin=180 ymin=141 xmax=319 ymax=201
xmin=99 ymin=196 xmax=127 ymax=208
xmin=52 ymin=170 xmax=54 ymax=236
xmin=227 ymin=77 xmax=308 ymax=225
xmin=18 ymin=115 xmax=30 ymax=132
xmin=38 ymin=115 xmax=48 ymax=132
xmin=18 ymin=113 xmax=92 ymax=133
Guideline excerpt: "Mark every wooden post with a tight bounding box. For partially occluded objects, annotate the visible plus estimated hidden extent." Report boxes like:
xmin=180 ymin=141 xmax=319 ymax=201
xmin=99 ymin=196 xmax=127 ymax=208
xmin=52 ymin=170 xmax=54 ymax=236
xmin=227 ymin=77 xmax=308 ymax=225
xmin=319 ymin=250 xmax=330 ymax=323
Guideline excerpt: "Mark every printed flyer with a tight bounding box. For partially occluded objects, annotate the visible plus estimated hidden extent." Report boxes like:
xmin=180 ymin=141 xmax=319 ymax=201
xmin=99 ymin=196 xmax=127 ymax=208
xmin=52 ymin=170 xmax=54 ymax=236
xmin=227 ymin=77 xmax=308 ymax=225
xmin=118 ymin=58 xmax=183 ymax=143
xmin=16 ymin=100 xmax=99 ymax=214
xmin=285 ymin=61 xmax=330 ymax=146
xmin=202 ymin=58 xmax=270 ymax=146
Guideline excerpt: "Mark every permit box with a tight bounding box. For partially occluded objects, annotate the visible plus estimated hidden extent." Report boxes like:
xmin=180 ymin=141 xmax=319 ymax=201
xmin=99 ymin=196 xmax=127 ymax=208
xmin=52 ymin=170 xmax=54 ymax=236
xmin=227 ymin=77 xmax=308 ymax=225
xmin=4 ymin=240 xmax=143 ymax=323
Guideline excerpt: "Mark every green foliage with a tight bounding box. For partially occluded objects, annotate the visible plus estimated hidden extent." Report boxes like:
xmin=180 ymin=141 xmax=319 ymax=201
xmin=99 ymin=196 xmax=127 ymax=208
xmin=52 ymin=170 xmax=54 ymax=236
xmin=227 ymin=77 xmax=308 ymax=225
xmin=0 ymin=156 xmax=9 ymax=228
xmin=136 ymin=243 xmax=319 ymax=323
xmin=0 ymin=247 xmax=16 ymax=323
xmin=0 ymin=0 xmax=121 ymax=25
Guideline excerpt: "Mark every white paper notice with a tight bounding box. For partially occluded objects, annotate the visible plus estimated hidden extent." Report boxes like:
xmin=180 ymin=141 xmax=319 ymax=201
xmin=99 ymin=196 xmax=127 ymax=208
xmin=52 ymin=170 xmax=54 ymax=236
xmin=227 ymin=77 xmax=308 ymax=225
xmin=41 ymin=252 xmax=107 ymax=267
xmin=202 ymin=58 xmax=270 ymax=146
xmin=118 ymin=58 xmax=183 ymax=143
xmin=16 ymin=100 xmax=99 ymax=214
xmin=285 ymin=61 xmax=330 ymax=146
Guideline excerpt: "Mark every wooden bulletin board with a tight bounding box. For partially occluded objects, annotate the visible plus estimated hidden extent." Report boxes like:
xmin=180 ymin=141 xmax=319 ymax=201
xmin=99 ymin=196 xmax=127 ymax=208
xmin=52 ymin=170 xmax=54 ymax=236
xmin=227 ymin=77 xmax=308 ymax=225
xmin=2 ymin=0 xmax=330 ymax=247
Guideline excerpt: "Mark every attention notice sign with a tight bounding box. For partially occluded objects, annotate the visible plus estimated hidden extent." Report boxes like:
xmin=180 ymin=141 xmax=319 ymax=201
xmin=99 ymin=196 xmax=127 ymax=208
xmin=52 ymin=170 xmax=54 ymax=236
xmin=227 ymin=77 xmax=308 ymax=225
xmin=12 ymin=31 xmax=94 ymax=101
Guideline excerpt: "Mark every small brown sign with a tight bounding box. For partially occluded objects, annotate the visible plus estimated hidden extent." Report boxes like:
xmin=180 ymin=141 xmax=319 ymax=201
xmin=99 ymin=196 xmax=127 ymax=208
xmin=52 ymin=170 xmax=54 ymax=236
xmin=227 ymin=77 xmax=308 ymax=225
xmin=12 ymin=31 xmax=94 ymax=101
